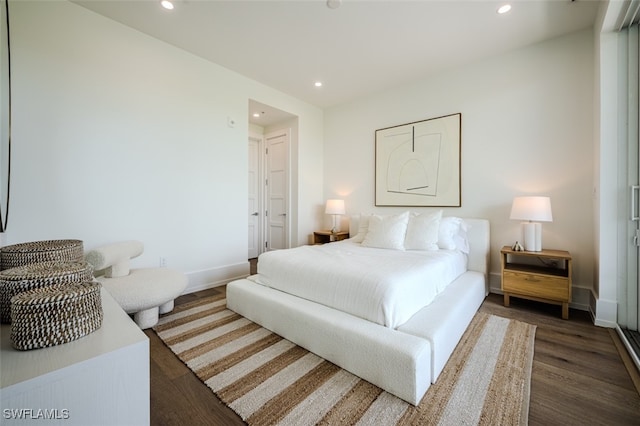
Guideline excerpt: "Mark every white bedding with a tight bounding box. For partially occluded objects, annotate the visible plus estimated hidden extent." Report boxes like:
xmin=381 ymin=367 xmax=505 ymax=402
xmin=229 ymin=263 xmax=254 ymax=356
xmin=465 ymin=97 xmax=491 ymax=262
xmin=251 ymin=240 xmax=467 ymax=328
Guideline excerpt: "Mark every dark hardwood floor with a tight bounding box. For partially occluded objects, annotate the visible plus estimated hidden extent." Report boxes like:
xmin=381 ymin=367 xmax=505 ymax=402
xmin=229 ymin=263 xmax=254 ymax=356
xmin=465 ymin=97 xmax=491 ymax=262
xmin=146 ymin=285 xmax=244 ymax=426
xmin=147 ymin=285 xmax=640 ymax=425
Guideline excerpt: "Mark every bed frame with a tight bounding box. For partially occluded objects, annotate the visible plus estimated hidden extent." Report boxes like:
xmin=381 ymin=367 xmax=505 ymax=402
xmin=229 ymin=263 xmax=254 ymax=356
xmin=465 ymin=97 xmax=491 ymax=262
xmin=226 ymin=218 xmax=490 ymax=405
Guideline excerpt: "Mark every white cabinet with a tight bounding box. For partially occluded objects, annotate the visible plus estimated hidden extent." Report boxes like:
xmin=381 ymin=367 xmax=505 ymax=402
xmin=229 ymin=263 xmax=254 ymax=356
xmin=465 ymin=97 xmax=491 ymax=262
xmin=1 ymin=289 xmax=149 ymax=425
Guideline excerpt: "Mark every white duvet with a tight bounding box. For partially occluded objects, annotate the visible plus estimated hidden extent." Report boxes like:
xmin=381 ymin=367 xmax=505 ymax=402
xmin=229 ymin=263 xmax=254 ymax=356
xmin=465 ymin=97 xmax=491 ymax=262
xmin=251 ymin=240 xmax=467 ymax=329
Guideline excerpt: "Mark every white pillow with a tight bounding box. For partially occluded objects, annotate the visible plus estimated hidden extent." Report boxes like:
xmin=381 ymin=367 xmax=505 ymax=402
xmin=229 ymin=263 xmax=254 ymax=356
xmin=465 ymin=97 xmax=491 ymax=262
xmin=404 ymin=210 xmax=443 ymax=251
xmin=362 ymin=211 xmax=410 ymax=250
xmin=350 ymin=214 xmax=371 ymax=243
xmin=349 ymin=214 xmax=359 ymax=239
xmin=438 ymin=217 xmax=470 ymax=253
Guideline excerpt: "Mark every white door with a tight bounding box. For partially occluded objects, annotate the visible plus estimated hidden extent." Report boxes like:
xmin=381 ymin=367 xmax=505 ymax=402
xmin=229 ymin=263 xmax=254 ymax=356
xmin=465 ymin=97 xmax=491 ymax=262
xmin=265 ymin=130 xmax=289 ymax=251
xmin=248 ymin=136 xmax=262 ymax=259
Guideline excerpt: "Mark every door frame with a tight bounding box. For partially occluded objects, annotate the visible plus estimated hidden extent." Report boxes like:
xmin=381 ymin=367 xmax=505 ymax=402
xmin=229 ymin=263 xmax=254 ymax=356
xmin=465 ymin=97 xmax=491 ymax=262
xmin=248 ymin=132 xmax=264 ymax=259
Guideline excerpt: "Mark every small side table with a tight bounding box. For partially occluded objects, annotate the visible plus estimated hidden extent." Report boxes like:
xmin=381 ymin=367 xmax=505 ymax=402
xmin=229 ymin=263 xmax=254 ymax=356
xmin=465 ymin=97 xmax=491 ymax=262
xmin=500 ymin=246 xmax=572 ymax=319
xmin=313 ymin=231 xmax=349 ymax=245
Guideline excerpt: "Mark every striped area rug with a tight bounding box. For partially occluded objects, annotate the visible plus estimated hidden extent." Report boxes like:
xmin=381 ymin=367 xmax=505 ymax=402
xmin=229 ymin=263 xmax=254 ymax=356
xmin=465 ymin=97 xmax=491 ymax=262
xmin=154 ymin=293 xmax=536 ymax=426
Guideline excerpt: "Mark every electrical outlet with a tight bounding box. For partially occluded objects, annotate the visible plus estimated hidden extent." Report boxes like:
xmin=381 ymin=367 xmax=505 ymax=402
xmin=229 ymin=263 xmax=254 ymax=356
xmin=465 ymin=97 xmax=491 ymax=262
xmin=159 ymin=257 xmax=167 ymax=267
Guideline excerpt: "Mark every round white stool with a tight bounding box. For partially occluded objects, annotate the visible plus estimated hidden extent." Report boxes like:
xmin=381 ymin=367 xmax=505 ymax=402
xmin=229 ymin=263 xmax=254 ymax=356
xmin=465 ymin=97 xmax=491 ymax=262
xmin=97 ymin=268 xmax=187 ymax=329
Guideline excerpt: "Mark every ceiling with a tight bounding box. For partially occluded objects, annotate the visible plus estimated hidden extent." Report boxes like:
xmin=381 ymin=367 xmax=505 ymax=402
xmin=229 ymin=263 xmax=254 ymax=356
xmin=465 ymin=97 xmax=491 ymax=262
xmin=74 ymin=0 xmax=601 ymax=126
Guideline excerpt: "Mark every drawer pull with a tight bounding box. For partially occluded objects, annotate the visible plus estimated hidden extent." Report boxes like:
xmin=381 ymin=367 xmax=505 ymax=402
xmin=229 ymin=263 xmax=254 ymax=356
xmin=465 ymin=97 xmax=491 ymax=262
xmin=525 ymin=277 xmax=540 ymax=282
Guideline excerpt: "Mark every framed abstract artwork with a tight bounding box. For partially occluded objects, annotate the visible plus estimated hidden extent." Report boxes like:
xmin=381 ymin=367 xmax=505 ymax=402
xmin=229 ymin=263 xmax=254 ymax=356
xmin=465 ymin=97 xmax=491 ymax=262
xmin=375 ymin=113 xmax=461 ymax=207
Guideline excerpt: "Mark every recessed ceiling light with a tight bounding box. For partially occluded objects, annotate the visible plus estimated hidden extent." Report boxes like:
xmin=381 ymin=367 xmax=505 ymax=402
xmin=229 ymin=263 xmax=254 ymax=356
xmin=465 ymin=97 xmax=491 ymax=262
xmin=497 ymin=4 xmax=512 ymax=14
xmin=314 ymin=81 xmax=323 ymax=87
xmin=252 ymin=113 xmax=260 ymax=118
xmin=161 ymin=0 xmax=174 ymax=10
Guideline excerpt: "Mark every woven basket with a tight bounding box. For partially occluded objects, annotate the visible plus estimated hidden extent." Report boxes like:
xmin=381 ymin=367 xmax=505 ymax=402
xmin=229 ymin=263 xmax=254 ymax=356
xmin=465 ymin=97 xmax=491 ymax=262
xmin=0 ymin=239 xmax=84 ymax=270
xmin=10 ymin=282 xmax=103 ymax=351
xmin=0 ymin=261 xmax=94 ymax=324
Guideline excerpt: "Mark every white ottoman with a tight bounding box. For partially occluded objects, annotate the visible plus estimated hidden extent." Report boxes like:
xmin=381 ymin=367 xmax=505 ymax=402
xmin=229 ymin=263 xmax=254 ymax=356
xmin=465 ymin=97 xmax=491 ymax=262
xmin=96 ymin=268 xmax=187 ymax=329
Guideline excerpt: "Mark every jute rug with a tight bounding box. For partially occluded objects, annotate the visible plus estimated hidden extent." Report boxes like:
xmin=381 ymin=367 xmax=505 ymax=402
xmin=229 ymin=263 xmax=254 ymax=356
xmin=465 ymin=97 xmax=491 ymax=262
xmin=154 ymin=293 xmax=536 ymax=426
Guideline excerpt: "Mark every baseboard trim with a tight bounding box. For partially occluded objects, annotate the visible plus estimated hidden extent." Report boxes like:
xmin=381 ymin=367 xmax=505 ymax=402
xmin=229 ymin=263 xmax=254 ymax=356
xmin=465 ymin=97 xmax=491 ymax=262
xmin=184 ymin=261 xmax=250 ymax=294
xmin=590 ymin=290 xmax=618 ymax=327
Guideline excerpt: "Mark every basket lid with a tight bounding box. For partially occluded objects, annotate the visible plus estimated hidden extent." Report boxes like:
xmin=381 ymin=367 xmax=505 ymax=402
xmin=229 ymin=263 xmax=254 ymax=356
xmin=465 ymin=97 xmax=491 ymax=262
xmin=1 ymin=239 xmax=83 ymax=254
xmin=0 ymin=261 xmax=93 ymax=281
xmin=11 ymin=282 xmax=101 ymax=306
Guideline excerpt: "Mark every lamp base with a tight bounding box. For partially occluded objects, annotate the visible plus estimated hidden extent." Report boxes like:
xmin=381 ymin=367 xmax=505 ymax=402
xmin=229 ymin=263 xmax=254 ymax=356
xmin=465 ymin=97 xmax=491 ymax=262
xmin=522 ymin=222 xmax=542 ymax=251
xmin=330 ymin=215 xmax=340 ymax=234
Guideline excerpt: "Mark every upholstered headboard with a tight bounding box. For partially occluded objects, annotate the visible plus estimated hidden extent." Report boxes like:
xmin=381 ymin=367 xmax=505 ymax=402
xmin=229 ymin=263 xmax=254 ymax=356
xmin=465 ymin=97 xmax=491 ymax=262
xmin=463 ymin=218 xmax=490 ymax=277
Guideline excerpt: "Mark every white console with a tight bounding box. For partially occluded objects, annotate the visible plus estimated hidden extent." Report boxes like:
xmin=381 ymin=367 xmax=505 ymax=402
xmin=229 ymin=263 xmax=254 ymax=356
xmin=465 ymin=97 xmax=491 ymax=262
xmin=1 ymin=288 xmax=149 ymax=425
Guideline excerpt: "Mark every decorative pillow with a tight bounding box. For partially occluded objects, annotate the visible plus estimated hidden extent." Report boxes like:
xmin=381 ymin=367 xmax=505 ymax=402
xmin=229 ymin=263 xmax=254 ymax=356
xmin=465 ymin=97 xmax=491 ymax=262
xmin=404 ymin=210 xmax=443 ymax=251
xmin=349 ymin=214 xmax=370 ymax=243
xmin=361 ymin=211 xmax=410 ymax=250
xmin=438 ymin=217 xmax=470 ymax=253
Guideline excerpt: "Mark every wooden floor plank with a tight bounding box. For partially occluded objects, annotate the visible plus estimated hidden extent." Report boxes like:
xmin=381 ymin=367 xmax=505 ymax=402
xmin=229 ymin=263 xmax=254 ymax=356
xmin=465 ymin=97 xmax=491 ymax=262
xmin=149 ymin=287 xmax=640 ymax=425
xmin=147 ymin=326 xmax=245 ymax=425
xmin=532 ymin=360 xmax=640 ymax=421
xmin=613 ymin=329 xmax=640 ymax=395
xmin=533 ymin=333 xmax=634 ymax=389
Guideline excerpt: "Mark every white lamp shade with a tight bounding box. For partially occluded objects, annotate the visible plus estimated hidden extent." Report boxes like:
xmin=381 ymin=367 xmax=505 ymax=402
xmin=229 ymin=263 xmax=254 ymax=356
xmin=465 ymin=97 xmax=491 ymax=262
xmin=325 ymin=199 xmax=345 ymax=215
xmin=510 ymin=196 xmax=553 ymax=222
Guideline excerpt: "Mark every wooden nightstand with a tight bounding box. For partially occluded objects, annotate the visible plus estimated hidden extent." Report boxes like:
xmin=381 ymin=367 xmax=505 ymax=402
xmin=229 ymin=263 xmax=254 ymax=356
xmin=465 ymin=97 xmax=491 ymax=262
xmin=313 ymin=231 xmax=349 ymax=244
xmin=500 ymin=246 xmax=572 ymax=319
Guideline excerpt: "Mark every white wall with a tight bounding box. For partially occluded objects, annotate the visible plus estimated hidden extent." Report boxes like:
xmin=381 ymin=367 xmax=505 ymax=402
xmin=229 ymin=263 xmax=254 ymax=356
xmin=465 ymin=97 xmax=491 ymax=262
xmin=7 ymin=1 xmax=324 ymax=292
xmin=324 ymin=29 xmax=595 ymax=308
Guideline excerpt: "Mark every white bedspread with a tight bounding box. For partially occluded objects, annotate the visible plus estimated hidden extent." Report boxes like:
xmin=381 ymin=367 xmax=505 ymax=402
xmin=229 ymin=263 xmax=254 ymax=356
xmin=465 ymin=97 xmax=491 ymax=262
xmin=251 ymin=240 xmax=467 ymax=329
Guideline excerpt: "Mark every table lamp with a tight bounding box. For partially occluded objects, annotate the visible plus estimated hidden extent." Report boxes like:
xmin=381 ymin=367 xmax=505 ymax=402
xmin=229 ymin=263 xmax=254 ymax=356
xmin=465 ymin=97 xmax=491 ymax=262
xmin=510 ymin=196 xmax=553 ymax=251
xmin=325 ymin=199 xmax=345 ymax=234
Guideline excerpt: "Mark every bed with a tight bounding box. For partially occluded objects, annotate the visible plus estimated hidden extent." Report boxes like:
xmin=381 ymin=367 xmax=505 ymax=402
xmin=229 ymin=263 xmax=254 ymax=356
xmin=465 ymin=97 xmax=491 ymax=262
xmin=227 ymin=212 xmax=490 ymax=405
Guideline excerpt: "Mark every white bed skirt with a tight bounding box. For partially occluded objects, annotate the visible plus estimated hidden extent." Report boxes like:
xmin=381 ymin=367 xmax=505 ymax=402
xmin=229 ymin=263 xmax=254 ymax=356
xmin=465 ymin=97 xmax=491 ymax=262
xmin=227 ymin=270 xmax=485 ymax=405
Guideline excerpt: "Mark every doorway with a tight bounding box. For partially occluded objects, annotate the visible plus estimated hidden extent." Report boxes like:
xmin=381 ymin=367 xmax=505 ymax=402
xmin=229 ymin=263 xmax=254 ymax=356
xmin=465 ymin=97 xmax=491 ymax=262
xmin=247 ymin=128 xmax=291 ymax=258
xmin=247 ymin=99 xmax=296 ymax=259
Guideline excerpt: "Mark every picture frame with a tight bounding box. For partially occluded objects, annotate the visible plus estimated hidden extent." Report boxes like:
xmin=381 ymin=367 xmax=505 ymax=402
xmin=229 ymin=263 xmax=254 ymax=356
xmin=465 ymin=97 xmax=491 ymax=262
xmin=375 ymin=113 xmax=461 ymax=207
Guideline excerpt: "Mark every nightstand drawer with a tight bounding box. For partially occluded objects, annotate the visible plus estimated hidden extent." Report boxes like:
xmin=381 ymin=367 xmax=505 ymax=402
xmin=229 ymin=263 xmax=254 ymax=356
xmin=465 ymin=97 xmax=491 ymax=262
xmin=502 ymin=271 xmax=570 ymax=301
